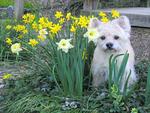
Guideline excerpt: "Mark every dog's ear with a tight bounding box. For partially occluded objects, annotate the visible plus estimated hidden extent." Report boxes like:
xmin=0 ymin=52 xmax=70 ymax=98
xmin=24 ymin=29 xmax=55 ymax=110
xmin=88 ymin=18 xmax=101 ymax=29
xmin=112 ymin=16 xmax=131 ymax=34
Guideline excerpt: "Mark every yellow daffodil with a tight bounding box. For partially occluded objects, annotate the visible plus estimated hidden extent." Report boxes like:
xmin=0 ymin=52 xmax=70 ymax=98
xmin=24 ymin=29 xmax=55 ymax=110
xmin=99 ymin=11 xmax=107 ymax=17
xmin=28 ymin=39 xmax=39 ymax=47
xmin=50 ymin=24 xmax=62 ymax=34
xmin=56 ymin=39 xmax=74 ymax=53
xmin=38 ymin=24 xmax=43 ymax=30
xmin=84 ymin=28 xmax=99 ymax=43
xmin=11 ymin=43 xmax=22 ymax=54
xmin=39 ymin=29 xmax=48 ymax=36
xmin=111 ymin=9 xmax=120 ymax=18
xmin=55 ymin=11 xmax=63 ymax=19
xmin=101 ymin=16 xmax=109 ymax=23
xmin=13 ymin=25 xmax=28 ymax=34
xmin=2 ymin=73 xmax=12 ymax=79
xmin=47 ymin=21 xmax=53 ymax=29
xmin=18 ymin=35 xmax=23 ymax=39
xmin=22 ymin=29 xmax=28 ymax=34
xmin=78 ymin=16 xmax=89 ymax=28
xmin=39 ymin=17 xmax=49 ymax=28
xmin=6 ymin=25 xmax=12 ymax=30
xmin=66 ymin=12 xmax=71 ymax=21
xmin=70 ymin=25 xmax=76 ymax=32
xmin=13 ymin=25 xmax=24 ymax=31
xmin=6 ymin=37 xmax=12 ymax=45
xmin=22 ymin=13 xmax=35 ymax=24
xmin=37 ymin=35 xmax=46 ymax=41
xmin=59 ymin=18 xmax=65 ymax=24
xmin=32 ymin=22 xmax=39 ymax=32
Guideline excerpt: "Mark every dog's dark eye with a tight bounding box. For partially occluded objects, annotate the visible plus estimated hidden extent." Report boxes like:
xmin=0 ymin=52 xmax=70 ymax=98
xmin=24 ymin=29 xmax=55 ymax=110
xmin=100 ymin=36 xmax=106 ymax=40
xmin=114 ymin=35 xmax=119 ymax=40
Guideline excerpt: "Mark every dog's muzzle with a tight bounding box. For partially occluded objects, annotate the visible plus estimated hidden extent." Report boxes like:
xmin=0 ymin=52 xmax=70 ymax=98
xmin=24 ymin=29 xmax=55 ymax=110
xmin=106 ymin=43 xmax=113 ymax=50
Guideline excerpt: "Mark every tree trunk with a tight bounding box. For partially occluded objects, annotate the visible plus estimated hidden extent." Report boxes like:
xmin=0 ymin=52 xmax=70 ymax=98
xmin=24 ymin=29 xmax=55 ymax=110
xmin=83 ymin=0 xmax=98 ymax=10
xmin=15 ymin=0 xmax=24 ymax=20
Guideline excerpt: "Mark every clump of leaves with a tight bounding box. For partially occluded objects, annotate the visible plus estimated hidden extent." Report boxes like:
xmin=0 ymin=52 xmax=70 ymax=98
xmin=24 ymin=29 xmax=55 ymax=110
xmin=108 ymin=52 xmax=132 ymax=97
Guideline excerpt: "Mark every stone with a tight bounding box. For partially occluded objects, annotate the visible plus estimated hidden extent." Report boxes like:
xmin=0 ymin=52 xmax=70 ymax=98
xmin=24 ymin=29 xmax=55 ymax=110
xmin=7 ymin=5 xmax=14 ymax=18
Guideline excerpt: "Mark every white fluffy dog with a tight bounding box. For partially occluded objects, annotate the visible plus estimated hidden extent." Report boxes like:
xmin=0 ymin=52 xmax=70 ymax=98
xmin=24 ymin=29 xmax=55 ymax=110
xmin=89 ymin=16 xmax=137 ymax=91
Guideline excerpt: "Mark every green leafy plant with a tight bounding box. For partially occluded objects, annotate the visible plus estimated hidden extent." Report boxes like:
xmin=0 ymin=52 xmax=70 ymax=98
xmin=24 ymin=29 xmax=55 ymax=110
xmin=52 ymin=38 xmax=88 ymax=97
xmin=145 ymin=66 xmax=150 ymax=106
xmin=108 ymin=52 xmax=132 ymax=97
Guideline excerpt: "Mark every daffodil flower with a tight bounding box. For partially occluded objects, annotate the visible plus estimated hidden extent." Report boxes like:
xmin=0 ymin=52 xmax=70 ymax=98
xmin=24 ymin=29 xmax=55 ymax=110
xmin=11 ymin=43 xmax=22 ymax=55
xmin=28 ymin=39 xmax=39 ymax=47
xmin=70 ymin=25 xmax=76 ymax=32
xmin=84 ymin=28 xmax=99 ymax=43
xmin=38 ymin=35 xmax=46 ymax=41
xmin=39 ymin=29 xmax=48 ymax=35
xmin=66 ymin=12 xmax=71 ymax=21
xmin=2 ymin=73 xmax=12 ymax=80
xmin=111 ymin=9 xmax=120 ymax=18
xmin=6 ymin=37 xmax=12 ymax=45
xmin=22 ymin=13 xmax=35 ymax=24
xmin=99 ymin=11 xmax=107 ymax=17
xmin=101 ymin=17 xmax=109 ymax=23
xmin=50 ymin=24 xmax=62 ymax=34
xmin=55 ymin=11 xmax=63 ymax=19
xmin=56 ymin=39 xmax=74 ymax=53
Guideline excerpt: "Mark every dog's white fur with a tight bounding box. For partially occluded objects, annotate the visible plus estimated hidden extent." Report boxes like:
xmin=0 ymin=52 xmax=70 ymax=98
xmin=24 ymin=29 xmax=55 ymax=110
xmin=90 ymin=16 xmax=137 ymax=91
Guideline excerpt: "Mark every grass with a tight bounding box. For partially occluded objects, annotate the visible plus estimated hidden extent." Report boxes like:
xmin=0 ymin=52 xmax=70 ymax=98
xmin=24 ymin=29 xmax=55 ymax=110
xmin=0 ymin=0 xmax=14 ymax=7
xmin=0 ymin=0 xmax=32 ymax=8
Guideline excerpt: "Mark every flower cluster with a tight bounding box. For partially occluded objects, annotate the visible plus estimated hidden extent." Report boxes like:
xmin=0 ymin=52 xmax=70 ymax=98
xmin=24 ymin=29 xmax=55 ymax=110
xmin=84 ymin=9 xmax=120 ymax=43
xmin=99 ymin=9 xmax=120 ymax=23
xmin=22 ymin=13 xmax=35 ymax=24
xmin=5 ymin=10 xmax=120 ymax=54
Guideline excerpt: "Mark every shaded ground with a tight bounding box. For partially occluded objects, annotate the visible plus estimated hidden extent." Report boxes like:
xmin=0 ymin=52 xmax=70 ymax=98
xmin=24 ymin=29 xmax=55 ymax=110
xmin=131 ymin=27 xmax=150 ymax=62
xmin=0 ymin=62 xmax=31 ymax=94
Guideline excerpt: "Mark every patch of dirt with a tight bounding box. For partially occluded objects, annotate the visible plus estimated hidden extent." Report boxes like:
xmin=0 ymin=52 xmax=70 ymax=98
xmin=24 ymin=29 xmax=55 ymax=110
xmin=131 ymin=27 xmax=150 ymax=63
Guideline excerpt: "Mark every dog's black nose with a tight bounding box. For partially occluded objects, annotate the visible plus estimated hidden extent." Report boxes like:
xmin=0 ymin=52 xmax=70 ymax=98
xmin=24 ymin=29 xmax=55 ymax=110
xmin=106 ymin=43 xmax=113 ymax=49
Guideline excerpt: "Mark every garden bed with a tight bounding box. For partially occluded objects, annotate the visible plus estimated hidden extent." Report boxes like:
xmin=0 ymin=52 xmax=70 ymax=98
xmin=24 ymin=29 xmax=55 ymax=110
xmin=0 ymin=9 xmax=150 ymax=113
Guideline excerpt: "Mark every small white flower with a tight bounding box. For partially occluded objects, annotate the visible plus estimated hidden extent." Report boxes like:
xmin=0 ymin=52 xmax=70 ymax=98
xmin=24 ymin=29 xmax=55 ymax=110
xmin=84 ymin=28 xmax=99 ymax=43
xmin=70 ymin=102 xmax=77 ymax=109
xmin=56 ymin=39 xmax=74 ymax=53
xmin=11 ymin=43 xmax=22 ymax=54
xmin=39 ymin=29 xmax=48 ymax=35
